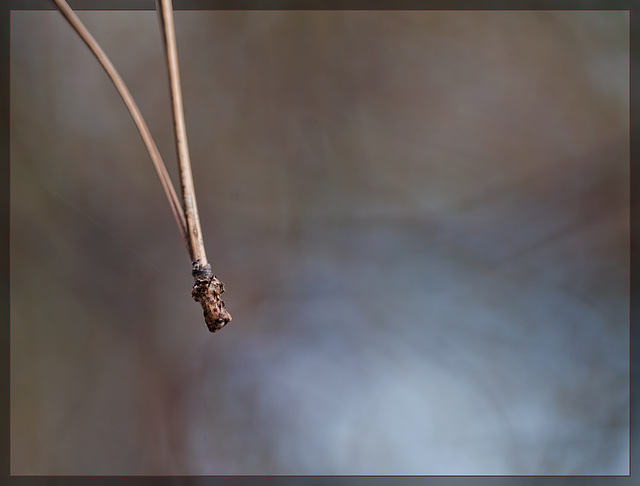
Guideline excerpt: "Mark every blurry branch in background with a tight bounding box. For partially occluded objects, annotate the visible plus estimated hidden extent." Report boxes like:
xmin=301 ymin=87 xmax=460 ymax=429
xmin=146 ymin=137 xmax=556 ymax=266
xmin=156 ymin=0 xmax=231 ymax=332
xmin=50 ymin=0 xmax=231 ymax=332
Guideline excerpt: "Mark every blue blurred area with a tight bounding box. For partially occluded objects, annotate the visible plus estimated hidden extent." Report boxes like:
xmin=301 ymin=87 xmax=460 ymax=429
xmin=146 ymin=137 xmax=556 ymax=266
xmin=10 ymin=10 xmax=629 ymax=475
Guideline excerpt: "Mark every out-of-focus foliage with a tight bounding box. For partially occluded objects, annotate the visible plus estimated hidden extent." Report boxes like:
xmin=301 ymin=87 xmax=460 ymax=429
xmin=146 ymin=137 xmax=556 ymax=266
xmin=10 ymin=10 xmax=628 ymax=475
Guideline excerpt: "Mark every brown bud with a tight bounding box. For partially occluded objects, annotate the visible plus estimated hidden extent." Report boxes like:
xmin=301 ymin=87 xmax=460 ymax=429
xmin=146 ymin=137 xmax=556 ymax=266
xmin=192 ymin=272 xmax=231 ymax=333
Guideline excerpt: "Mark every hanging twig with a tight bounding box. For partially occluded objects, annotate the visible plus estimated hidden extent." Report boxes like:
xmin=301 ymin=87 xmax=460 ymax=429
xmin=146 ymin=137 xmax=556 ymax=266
xmin=51 ymin=0 xmax=231 ymax=332
xmin=156 ymin=0 xmax=231 ymax=332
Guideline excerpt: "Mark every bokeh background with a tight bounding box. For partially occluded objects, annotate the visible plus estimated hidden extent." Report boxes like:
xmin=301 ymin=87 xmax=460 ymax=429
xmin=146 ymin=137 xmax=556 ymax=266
xmin=10 ymin=9 xmax=629 ymax=475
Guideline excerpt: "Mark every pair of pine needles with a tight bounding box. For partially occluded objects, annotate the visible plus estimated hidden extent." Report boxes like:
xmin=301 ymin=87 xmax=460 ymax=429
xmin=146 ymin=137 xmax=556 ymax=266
xmin=51 ymin=0 xmax=231 ymax=332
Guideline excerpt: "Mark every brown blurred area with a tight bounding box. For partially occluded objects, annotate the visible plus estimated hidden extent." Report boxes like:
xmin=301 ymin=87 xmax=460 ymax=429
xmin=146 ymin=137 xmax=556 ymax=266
xmin=10 ymin=10 xmax=628 ymax=474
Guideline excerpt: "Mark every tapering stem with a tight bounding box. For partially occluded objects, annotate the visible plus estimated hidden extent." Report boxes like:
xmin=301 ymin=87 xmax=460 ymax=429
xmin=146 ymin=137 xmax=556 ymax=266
xmin=156 ymin=0 xmax=231 ymax=332
xmin=50 ymin=0 xmax=188 ymax=246
xmin=156 ymin=0 xmax=206 ymax=266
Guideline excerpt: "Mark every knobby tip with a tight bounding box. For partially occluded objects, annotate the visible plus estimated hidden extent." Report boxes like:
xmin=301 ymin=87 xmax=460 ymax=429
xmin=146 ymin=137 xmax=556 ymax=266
xmin=192 ymin=260 xmax=231 ymax=333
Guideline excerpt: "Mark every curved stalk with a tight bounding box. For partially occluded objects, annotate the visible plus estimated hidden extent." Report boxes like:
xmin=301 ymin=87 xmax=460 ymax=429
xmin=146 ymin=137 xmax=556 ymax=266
xmin=51 ymin=0 xmax=231 ymax=332
xmin=50 ymin=0 xmax=188 ymax=246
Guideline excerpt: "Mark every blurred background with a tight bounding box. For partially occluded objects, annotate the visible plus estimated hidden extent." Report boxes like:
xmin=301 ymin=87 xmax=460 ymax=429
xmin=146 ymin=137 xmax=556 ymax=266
xmin=10 ymin=9 xmax=629 ymax=475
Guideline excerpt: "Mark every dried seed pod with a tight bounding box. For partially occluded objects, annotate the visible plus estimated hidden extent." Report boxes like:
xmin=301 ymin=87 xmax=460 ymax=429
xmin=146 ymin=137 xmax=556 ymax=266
xmin=192 ymin=261 xmax=231 ymax=333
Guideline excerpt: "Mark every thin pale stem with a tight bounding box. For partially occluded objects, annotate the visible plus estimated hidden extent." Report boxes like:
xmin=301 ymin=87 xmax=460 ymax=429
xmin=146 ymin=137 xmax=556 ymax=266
xmin=156 ymin=0 xmax=232 ymax=332
xmin=156 ymin=0 xmax=206 ymax=267
xmin=50 ymin=0 xmax=188 ymax=246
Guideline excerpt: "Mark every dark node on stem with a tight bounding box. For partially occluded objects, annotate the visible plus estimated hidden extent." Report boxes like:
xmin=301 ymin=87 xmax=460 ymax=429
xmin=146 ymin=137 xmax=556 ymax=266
xmin=191 ymin=260 xmax=232 ymax=333
xmin=192 ymin=260 xmax=213 ymax=280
